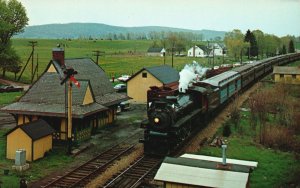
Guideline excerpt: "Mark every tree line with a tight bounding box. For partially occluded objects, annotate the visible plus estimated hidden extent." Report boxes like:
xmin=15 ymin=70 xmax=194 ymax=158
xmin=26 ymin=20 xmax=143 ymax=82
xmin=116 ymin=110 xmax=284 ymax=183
xmin=224 ymin=29 xmax=297 ymax=61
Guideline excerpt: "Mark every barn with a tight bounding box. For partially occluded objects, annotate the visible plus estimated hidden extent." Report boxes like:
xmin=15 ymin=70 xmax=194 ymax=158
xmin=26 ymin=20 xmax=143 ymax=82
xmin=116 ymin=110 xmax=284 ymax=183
xmin=6 ymin=119 xmax=54 ymax=161
xmin=1 ymin=48 xmax=129 ymax=145
xmin=147 ymin=47 xmax=166 ymax=57
xmin=127 ymin=65 xmax=179 ymax=103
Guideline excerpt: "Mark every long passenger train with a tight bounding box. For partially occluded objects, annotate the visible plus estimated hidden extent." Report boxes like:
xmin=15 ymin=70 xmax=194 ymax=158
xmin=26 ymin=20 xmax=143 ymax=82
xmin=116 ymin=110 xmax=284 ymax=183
xmin=140 ymin=53 xmax=300 ymax=156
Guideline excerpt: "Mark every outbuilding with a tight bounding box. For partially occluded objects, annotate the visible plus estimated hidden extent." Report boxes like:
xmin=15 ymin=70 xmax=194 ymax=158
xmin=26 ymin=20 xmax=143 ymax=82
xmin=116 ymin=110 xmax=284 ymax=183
xmin=147 ymin=47 xmax=166 ymax=57
xmin=6 ymin=119 xmax=54 ymax=161
xmin=154 ymin=154 xmax=258 ymax=188
xmin=273 ymin=66 xmax=300 ymax=85
xmin=127 ymin=65 xmax=179 ymax=103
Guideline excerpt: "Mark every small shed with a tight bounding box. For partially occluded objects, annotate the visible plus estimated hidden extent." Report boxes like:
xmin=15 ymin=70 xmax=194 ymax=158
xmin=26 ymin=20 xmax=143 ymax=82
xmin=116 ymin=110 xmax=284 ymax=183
xmin=6 ymin=119 xmax=55 ymax=162
xmin=154 ymin=154 xmax=258 ymax=188
xmin=273 ymin=66 xmax=300 ymax=85
xmin=147 ymin=47 xmax=166 ymax=57
xmin=127 ymin=65 xmax=179 ymax=103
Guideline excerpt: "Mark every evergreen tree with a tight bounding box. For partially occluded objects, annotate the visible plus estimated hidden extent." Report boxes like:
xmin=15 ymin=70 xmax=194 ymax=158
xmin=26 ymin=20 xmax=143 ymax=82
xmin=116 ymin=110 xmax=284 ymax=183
xmin=282 ymin=45 xmax=287 ymax=54
xmin=244 ymin=29 xmax=258 ymax=59
xmin=288 ymin=40 xmax=295 ymax=53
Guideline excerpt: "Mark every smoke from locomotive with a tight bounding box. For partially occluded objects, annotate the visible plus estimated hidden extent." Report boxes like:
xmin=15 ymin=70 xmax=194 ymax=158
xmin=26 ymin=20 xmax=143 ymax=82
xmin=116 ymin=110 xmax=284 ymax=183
xmin=179 ymin=61 xmax=209 ymax=93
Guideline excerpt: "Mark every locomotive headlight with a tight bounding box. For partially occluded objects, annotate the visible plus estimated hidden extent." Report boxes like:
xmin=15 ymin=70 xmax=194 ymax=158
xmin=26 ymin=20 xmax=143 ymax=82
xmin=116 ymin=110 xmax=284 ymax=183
xmin=154 ymin=117 xmax=160 ymax=123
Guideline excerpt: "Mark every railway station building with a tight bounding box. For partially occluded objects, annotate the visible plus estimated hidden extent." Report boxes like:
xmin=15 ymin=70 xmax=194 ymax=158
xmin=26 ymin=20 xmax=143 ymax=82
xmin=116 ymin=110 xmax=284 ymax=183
xmin=1 ymin=48 xmax=129 ymax=149
xmin=127 ymin=65 xmax=179 ymax=103
xmin=273 ymin=66 xmax=300 ymax=85
xmin=154 ymin=154 xmax=258 ymax=188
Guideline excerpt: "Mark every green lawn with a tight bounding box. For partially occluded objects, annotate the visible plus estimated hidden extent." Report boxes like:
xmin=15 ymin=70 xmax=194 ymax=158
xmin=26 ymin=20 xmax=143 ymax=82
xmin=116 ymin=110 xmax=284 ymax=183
xmin=0 ymin=92 xmax=23 ymax=105
xmin=198 ymin=136 xmax=299 ymax=188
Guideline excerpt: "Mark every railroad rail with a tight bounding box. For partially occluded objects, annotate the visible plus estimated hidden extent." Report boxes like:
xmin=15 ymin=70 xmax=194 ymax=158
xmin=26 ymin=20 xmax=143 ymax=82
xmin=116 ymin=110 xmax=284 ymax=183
xmin=103 ymin=156 xmax=162 ymax=188
xmin=42 ymin=144 xmax=135 ymax=188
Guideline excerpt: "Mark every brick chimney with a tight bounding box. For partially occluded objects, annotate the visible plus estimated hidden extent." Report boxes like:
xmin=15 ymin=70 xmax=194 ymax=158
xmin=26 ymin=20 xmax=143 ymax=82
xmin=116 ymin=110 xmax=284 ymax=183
xmin=52 ymin=47 xmax=65 ymax=67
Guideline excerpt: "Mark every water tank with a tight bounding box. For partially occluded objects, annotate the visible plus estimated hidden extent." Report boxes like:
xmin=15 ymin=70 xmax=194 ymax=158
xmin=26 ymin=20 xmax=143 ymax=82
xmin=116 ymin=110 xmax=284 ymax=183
xmin=15 ymin=149 xmax=26 ymax=166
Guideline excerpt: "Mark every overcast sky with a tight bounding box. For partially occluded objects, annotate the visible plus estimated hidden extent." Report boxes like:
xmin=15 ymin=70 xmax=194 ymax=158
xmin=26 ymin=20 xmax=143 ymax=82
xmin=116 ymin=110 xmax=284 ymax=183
xmin=18 ymin=0 xmax=300 ymax=37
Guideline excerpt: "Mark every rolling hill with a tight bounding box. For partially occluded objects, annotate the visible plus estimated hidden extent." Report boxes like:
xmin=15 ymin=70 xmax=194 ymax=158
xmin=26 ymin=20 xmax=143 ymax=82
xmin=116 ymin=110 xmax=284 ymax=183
xmin=15 ymin=23 xmax=226 ymax=40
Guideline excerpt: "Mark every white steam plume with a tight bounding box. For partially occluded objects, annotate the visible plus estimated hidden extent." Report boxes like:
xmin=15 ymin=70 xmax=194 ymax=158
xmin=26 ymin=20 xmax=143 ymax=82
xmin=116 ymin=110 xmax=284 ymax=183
xmin=179 ymin=61 xmax=209 ymax=93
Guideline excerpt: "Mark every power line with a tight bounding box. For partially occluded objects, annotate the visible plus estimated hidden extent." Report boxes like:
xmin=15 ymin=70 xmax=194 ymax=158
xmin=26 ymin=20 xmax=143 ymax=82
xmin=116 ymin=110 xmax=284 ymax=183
xmin=92 ymin=50 xmax=105 ymax=65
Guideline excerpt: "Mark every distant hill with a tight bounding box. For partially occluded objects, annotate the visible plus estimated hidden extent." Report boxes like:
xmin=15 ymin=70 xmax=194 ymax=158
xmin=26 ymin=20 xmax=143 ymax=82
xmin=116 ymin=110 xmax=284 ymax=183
xmin=15 ymin=23 xmax=226 ymax=40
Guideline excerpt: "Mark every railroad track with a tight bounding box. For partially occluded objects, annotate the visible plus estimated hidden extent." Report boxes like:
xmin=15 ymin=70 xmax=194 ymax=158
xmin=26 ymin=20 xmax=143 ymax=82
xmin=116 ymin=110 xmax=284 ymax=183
xmin=42 ymin=144 xmax=135 ymax=188
xmin=0 ymin=112 xmax=16 ymax=128
xmin=103 ymin=156 xmax=162 ymax=188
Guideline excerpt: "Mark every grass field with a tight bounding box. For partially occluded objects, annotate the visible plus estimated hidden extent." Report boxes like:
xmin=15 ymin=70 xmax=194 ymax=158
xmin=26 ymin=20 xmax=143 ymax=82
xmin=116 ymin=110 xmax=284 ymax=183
xmin=8 ymin=39 xmax=232 ymax=83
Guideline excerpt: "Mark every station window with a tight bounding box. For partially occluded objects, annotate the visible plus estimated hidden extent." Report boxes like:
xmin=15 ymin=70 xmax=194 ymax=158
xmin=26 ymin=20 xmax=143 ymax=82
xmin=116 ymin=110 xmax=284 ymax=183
xmin=142 ymin=72 xmax=147 ymax=78
xmin=280 ymin=74 xmax=284 ymax=78
xmin=292 ymin=75 xmax=296 ymax=79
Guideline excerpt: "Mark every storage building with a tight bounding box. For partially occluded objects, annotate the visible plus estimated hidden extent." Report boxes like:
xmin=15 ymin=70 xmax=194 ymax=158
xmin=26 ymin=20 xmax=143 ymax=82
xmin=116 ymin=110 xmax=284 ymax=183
xmin=6 ymin=119 xmax=54 ymax=161
xmin=273 ymin=66 xmax=300 ymax=85
xmin=127 ymin=65 xmax=179 ymax=103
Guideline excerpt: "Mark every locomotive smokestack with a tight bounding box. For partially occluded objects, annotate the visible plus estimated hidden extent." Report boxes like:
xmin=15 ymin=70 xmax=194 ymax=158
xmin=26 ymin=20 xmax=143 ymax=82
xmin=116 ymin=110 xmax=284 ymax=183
xmin=222 ymin=145 xmax=227 ymax=165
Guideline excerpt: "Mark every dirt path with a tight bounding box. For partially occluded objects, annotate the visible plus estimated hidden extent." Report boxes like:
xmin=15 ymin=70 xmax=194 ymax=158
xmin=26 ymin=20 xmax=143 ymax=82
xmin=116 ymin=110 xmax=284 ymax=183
xmin=0 ymin=78 xmax=30 ymax=90
xmin=185 ymin=83 xmax=260 ymax=152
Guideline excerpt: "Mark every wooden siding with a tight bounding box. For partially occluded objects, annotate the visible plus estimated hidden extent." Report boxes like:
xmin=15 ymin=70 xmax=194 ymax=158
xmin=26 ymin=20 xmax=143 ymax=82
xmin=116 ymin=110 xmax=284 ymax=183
xmin=17 ymin=115 xmax=30 ymax=125
xmin=127 ymin=70 xmax=163 ymax=103
xmin=47 ymin=64 xmax=57 ymax=73
xmin=274 ymin=74 xmax=300 ymax=85
xmin=6 ymin=129 xmax=32 ymax=161
xmin=83 ymin=85 xmax=94 ymax=105
xmin=33 ymin=135 xmax=52 ymax=161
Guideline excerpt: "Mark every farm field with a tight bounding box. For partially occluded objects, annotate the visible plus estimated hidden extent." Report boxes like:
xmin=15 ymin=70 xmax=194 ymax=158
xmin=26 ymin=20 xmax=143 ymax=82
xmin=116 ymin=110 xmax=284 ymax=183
xmin=10 ymin=39 xmax=231 ymax=83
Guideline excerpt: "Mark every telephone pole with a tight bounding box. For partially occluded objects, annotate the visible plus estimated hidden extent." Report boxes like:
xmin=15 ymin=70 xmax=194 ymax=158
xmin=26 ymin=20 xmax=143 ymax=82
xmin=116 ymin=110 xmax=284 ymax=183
xmin=29 ymin=41 xmax=37 ymax=83
xmin=93 ymin=50 xmax=105 ymax=65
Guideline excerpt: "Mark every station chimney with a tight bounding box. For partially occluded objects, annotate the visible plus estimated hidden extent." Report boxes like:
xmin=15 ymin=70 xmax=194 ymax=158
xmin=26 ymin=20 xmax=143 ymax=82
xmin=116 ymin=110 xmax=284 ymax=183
xmin=52 ymin=45 xmax=65 ymax=67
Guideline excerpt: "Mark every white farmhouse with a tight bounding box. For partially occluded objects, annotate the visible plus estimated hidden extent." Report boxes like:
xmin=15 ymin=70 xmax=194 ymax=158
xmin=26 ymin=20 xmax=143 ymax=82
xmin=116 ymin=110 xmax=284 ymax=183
xmin=209 ymin=43 xmax=226 ymax=57
xmin=187 ymin=45 xmax=208 ymax=57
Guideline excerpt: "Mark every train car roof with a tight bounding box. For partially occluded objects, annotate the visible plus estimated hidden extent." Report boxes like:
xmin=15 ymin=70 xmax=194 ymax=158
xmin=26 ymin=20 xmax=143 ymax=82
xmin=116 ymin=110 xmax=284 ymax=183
xmin=231 ymin=64 xmax=254 ymax=73
xmin=200 ymin=70 xmax=239 ymax=87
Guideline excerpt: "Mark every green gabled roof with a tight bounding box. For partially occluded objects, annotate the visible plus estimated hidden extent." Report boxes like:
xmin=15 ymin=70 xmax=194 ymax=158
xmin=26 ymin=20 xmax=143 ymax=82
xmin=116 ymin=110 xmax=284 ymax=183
xmin=145 ymin=65 xmax=179 ymax=84
xmin=128 ymin=65 xmax=179 ymax=84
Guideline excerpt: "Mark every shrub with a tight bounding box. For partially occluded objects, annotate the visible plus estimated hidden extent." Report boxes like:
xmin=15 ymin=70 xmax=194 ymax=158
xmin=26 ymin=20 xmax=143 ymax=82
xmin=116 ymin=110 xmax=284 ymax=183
xmin=223 ymin=122 xmax=231 ymax=137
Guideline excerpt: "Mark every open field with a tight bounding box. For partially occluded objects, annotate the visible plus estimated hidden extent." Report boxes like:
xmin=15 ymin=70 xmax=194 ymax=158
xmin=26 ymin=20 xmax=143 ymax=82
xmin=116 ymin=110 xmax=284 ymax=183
xmin=9 ymin=39 xmax=231 ymax=83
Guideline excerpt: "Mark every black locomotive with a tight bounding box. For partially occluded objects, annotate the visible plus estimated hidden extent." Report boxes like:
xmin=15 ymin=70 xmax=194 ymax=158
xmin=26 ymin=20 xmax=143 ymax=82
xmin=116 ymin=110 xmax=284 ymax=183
xmin=140 ymin=53 xmax=300 ymax=156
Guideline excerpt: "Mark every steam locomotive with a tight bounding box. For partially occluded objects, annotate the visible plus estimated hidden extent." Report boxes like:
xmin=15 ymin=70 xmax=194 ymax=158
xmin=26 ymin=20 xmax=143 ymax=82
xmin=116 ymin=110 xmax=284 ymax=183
xmin=140 ymin=53 xmax=300 ymax=156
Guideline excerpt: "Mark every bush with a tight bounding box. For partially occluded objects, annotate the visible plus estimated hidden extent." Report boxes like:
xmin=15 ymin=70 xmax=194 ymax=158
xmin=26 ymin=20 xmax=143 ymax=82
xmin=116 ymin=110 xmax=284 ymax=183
xmin=223 ymin=122 xmax=231 ymax=137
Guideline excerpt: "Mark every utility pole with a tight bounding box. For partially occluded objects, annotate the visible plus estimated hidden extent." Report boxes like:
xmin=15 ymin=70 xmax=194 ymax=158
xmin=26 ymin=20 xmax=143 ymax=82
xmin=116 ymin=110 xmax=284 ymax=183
xmin=171 ymin=47 xmax=174 ymax=68
xmin=29 ymin=41 xmax=37 ymax=83
xmin=93 ymin=50 xmax=105 ymax=65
